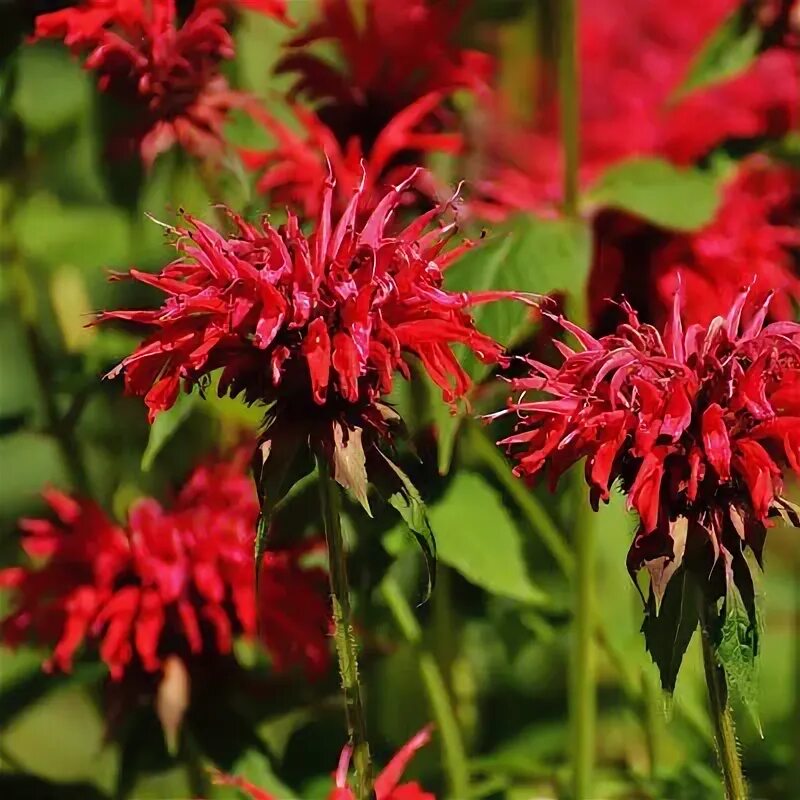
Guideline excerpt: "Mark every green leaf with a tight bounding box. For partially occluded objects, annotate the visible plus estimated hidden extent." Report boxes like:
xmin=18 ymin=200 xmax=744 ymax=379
xmin=13 ymin=44 xmax=91 ymax=134
xmin=332 ymin=422 xmax=371 ymax=516
xmin=226 ymin=749 xmax=299 ymax=800
xmin=446 ymin=215 xmax=591 ymax=381
xmin=587 ymin=158 xmax=722 ymax=232
xmin=380 ymin=452 xmax=437 ymax=601
xmin=252 ymin=422 xmax=308 ymax=580
xmin=14 ymin=193 xmax=131 ymax=271
xmin=674 ymin=8 xmax=761 ymax=100
xmin=140 ymin=392 xmax=198 ymax=472
xmin=717 ymin=556 xmax=762 ymax=731
xmin=642 ymin=565 xmax=700 ymax=693
xmin=427 ymin=472 xmax=548 ymax=605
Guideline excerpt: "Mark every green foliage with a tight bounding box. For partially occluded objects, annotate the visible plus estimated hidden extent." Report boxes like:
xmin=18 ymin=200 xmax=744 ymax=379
xmin=427 ymin=472 xmax=548 ymax=605
xmin=587 ymin=158 xmax=722 ymax=231
xmin=13 ymin=44 xmax=91 ymax=134
xmin=140 ymin=392 xmax=199 ymax=472
xmin=675 ymin=8 xmax=761 ymax=99
xmin=642 ymin=566 xmax=700 ymax=693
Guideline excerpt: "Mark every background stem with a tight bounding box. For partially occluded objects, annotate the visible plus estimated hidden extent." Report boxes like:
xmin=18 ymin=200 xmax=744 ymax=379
xmin=316 ymin=454 xmax=373 ymax=800
xmin=381 ymin=576 xmax=470 ymax=799
xmin=558 ymin=0 xmax=580 ymax=218
xmin=699 ymin=603 xmax=749 ymax=800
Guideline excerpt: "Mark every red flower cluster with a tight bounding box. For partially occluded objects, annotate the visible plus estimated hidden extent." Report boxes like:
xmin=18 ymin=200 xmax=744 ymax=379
xmin=241 ymin=92 xmax=463 ymax=219
xmin=99 ymin=175 xmax=512 ymax=431
xmin=241 ymin=0 xmax=491 ymax=218
xmin=500 ymin=286 xmax=800 ymax=593
xmin=473 ymin=0 xmax=799 ymax=217
xmin=0 ymin=451 xmax=330 ymax=680
xmin=589 ymin=159 xmax=800 ymax=332
xmin=276 ymin=0 xmax=490 ymax=149
xmin=31 ymin=0 xmax=265 ymax=165
xmin=215 ymin=725 xmax=435 ymax=799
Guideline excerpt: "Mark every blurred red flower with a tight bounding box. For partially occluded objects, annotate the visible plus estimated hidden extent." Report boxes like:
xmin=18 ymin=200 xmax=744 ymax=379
xmin=214 ymin=725 xmax=435 ymax=799
xmin=240 ymin=92 xmax=464 ymax=219
xmin=589 ymin=159 xmax=800 ymax=332
xmin=276 ymin=0 xmax=490 ymax=151
xmin=500 ymin=285 xmax=800 ymax=594
xmin=0 ymin=450 xmax=330 ymax=680
xmin=99 ymin=174 xmax=515 ymax=434
xmin=33 ymin=0 xmax=250 ymax=165
xmin=473 ymin=0 xmax=799 ymax=217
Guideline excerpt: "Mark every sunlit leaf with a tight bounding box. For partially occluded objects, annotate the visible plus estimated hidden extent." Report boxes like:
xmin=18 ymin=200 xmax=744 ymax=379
xmin=141 ymin=392 xmax=198 ymax=472
xmin=587 ymin=158 xmax=722 ymax=232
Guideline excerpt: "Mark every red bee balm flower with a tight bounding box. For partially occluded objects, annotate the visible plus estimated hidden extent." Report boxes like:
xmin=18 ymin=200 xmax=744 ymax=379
xmin=214 ymin=725 xmax=435 ymax=799
xmin=33 ymin=0 xmax=247 ymax=165
xmin=99 ymin=175 xmax=515 ymax=436
xmin=0 ymin=451 xmax=330 ymax=680
xmin=589 ymin=158 xmax=800 ymax=332
xmin=500 ymin=286 xmax=800 ymax=604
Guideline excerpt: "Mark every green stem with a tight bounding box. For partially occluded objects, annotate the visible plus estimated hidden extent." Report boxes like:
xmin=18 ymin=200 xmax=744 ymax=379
xmin=467 ymin=424 xmax=574 ymax=577
xmin=316 ymin=453 xmax=373 ymax=800
xmin=558 ymin=0 xmax=580 ymax=218
xmin=569 ymin=479 xmax=596 ymax=800
xmin=699 ymin=603 xmax=748 ymax=800
xmin=381 ymin=576 xmax=470 ymax=799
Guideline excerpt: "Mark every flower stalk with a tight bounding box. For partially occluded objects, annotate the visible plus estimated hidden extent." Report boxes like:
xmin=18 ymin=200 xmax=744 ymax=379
xmin=316 ymin=453 xmax=373 ymax=800
xmin=699 ymin=601 xmax=749 ymax=800
xmin=381 ymin=574 xmax=470 ymax=799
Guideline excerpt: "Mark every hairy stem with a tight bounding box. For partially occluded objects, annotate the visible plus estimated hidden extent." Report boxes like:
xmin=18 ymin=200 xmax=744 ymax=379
xmin=316 ymin=453 xmax=373 ymax=800
xmin=699 ymin=603 xmax=749 ymax=800
xmin=558 ymin=0 xmax=580 ymax=218
xmin=569 ymin=482 xmax=596 ymax=800
xmin=381 ymin=575 xmax=470 ymax=799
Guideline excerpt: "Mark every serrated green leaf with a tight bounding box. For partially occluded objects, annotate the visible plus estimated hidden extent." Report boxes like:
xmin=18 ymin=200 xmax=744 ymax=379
xmin=642 ymin=565 xmax=700 ymax=692
xmin=380 ymin=452 xmax=437 ymax=601
xmin=428 ymin=471 xmax=548 ymax=605
xmin=717 ymin=555 xmax=762 ymax=732
xmin=140 ymin=392 xmax=198 ymax=472
xmin=587 ymin=158 xmax=722 ymax=232
xmin=674 ymin=8 xmax=761 ymax=100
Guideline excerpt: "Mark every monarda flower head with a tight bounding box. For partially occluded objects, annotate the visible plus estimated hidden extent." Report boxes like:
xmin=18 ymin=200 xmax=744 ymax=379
xmin=500 ymin=285 xmax=800 ymax=685
xmin=32 ymin=0 xmax=255 ymax=165
xmin=0 ymin=450 xmax=331 ymax=682
xmin=98 ymin=173 xmax=516 ymax=448
xmin=214 ymin=725 xmax=435 ymax=799
xmin=589 ymin=158 xmax=800 ymax=333
xmin=275 ymin=0 xmax=491 ymax=152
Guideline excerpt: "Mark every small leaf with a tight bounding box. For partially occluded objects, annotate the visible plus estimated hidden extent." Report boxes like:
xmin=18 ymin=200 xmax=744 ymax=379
xmin=140 ymin=392 xmax=198 ymax=471
xmin=587 ymin=158 xmax=722 ymax=232
xmin=770 ymin=495 xmax=800 ymax=528
xmin=332 ymin=422 xmax=371 ymax=516
xmin=674 ymin=8 xmax=761 ymax=100
xmin=252 ymin=423 xmax=308 ymax=580
xmin=717 ymin=552 xmax=762 ymax=732
xmin=379 ymin=452 xmax=437 ymax=601
xmin=428 ymin=472 xmax=548 ymax=605
xmin=642 ymin=565 xmax=700 ymax=692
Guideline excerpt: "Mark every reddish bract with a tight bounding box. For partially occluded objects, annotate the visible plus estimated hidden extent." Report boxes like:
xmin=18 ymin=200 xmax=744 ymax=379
xmin=33 ymin=0 xmax=247 ymax=165
xmin=589 ymin=159 xmax=800 ymax=332
xmin=98 ymin=175 xmax=509 ymax=432
xmin=500 ymin=285 xmax=800 ymax=591
xmin=0 ymin=451 xmax=330 ymax=680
